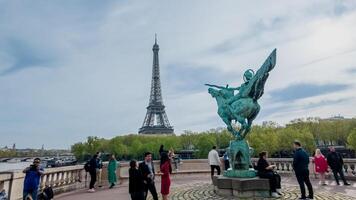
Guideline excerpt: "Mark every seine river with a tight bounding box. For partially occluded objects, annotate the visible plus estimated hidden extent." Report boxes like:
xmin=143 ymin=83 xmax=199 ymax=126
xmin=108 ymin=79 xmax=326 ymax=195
xmin=0 ymin=162 xmax=32 ymax=172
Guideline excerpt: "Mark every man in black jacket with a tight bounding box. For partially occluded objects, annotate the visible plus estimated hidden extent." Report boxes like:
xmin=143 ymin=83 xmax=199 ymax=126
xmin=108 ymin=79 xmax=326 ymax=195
xmin=326 ymin=146 xmax=350 ymax=186
xmin=88 ymin=154 xmax=98 ymax=192
xmin=139 ymin=152 xmax=158 ymax=200
xmin=293 ymin=141 xmax=313 ymax=200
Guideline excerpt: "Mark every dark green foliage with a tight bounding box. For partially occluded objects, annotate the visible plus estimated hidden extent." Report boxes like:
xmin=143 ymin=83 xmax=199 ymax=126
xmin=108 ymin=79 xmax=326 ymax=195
xmin=71 ymin=118 xmax=356 ymax=161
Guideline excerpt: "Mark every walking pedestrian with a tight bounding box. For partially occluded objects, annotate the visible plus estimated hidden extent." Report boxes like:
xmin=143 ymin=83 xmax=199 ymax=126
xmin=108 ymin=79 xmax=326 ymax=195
xmin=208 ymin=146 xmax=221 ymax=179
xmin=108 ymin=154 xmax=118 ymax=189
xmin=223 ymin=151 xmax=230 ymax=171
xmin=96 ymin=152 xmax=103 ymax=187
xmin=139 ymin=152 xmax=158 ymax=200
xmin=23 ymin=158 xmax=44 ymax=200
xmin=293 ymin=141 xmax=313 ymax=200
xmin=326 ymin=146 xmax=351 ymax=186
xmin=168 ymin=148 xmax=178 ymax=171
xmin=159 ymin=145 xmax=166 ymax=158
xmin=313 ymin=149 xmax=328 ymax=185
xmin=160 ymin=152 xmax=172 ymax=200
xmin=88 ymin=154 xmax=98 ymax=192
xmin=129 ymin=160 xmax=145 ymax=200
xmin=256 ymin=151 xmax=281 ymax=198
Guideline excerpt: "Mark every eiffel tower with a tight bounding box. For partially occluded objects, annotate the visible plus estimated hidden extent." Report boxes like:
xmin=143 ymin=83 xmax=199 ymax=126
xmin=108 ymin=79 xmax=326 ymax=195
xmin=139 ymin=35 xmax=174 ymax=134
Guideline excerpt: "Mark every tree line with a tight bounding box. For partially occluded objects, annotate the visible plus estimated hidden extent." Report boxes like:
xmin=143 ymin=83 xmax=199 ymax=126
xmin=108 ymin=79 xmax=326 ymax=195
xmin=71 ymin=117 xmax=356 ymax=161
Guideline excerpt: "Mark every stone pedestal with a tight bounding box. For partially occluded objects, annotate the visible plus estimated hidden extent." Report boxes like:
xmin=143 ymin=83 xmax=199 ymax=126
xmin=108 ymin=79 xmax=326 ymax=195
xmin=213 ymin=175 xmax=270 ymax=199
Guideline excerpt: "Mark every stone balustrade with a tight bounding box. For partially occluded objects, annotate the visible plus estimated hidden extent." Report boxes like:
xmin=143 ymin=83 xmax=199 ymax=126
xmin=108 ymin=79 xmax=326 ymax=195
xmin=0 ymin=165 xmax=86 ymax=200
xmin=343 ymin=159 xmax=356 ymax=178
xmin=251 ymin=158 xmax=356 ymax=180
xmin=1 ymin=158 xmax=355 ymax=199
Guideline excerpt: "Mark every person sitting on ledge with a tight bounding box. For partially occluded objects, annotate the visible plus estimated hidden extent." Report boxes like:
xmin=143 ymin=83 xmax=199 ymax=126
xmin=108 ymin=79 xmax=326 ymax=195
xmin=256 ymin=151 xmax=282 ymax=198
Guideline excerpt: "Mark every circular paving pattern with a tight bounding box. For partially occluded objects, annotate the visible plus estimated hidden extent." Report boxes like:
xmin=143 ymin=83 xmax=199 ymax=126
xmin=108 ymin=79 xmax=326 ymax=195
xmin=148 ymin=183 xmax=355 ymax=200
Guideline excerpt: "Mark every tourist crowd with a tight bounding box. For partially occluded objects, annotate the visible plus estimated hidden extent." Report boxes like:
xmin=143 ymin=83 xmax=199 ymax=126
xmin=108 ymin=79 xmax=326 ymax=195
xmin=208 ymin=141 xmax=352 ymax=200
xmin=128 ymin=146 xmax=174 ymax=200
xmin=86 ymin=145 xmax=175 ymax=200
xmin=254 ymin=141 xmax=350 ymax=200
xmin=20 ymin=142 xmax=352 ymax=200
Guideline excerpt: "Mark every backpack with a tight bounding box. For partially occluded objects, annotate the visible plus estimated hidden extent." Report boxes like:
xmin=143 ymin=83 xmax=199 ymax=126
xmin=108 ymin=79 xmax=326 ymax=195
xmin=38 ymin=186 xmax=54 ymax=200
xmin=84 ymin=161 xmax=91 ymax=172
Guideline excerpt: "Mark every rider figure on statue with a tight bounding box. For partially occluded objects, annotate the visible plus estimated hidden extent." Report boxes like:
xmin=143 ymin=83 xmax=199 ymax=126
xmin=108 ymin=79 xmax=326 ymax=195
xmin=205 ymin=69 xmax=255 ymax=115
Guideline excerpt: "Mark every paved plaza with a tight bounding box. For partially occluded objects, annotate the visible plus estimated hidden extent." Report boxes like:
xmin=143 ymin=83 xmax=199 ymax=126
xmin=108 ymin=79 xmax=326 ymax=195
xmin=56 ymin=174 xmax=356 ymax=200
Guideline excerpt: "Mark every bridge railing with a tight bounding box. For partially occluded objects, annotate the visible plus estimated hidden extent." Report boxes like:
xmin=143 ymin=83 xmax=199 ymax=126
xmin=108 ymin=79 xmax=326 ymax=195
xmin=0 ymin=172 xmax=12 ymax=199
xmin=342 ymin=159 xmax=356 ymax=177
xmin=251 ymin=158 xmax=356 ymax=180
xmin=0 ymin=165 xmax=86 ymax=200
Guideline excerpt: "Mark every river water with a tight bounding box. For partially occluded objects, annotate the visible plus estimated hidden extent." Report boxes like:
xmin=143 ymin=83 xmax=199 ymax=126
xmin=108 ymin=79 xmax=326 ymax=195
xmin=0 ymin=162 xmax=32 ymax=172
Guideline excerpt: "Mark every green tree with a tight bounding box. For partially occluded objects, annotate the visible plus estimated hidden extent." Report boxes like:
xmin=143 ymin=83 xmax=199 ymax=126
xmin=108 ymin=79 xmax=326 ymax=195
xmin=71 ymin=142 xmax=86 ymax=161
xmin=247 ymin=126 xmax=279 ymax=156
xmin=277 ymin=127 xmax=315 ymax=154
xmin=347 ymin=129 xmax=356 ymax=150
xmin=194 ymin=133 xmax=216 ymax=158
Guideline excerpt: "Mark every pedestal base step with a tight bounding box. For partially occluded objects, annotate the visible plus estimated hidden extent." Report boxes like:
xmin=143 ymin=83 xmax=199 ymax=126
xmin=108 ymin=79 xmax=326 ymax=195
xmin=213 ymin=175 xmax=270 ymax=199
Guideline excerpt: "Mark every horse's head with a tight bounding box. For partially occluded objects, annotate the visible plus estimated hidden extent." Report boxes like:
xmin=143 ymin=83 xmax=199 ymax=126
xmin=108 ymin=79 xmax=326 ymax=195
xmin=208 ymin=88 xmax=221 ymax=98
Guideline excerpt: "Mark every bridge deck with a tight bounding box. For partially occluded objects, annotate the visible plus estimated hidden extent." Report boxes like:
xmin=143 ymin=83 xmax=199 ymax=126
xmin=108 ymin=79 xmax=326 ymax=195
xmin=56 ymin=174 xmax=356 ymax=200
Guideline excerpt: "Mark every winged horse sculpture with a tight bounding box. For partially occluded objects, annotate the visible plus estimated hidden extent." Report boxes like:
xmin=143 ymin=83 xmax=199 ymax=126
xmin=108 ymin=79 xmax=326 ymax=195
xmin=206 ymin=49 xmax=276 ymax=140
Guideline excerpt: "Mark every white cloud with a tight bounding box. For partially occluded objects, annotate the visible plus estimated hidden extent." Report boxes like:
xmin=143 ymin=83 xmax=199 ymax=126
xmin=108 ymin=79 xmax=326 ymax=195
xmin=0 ymin=0 xmax=356 ymax=148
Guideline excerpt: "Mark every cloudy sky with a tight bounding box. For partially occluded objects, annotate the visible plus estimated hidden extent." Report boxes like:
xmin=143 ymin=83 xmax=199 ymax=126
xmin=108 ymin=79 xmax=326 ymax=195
xmin=1 ymin=0 xmax=356 ymax=149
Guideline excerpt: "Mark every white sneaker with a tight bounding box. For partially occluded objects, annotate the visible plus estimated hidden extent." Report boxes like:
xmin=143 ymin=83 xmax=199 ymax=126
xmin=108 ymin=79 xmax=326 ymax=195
xmin=87 ymin=189 xmax=95 ymax=193
xmin=271 ymin=192 xmax=280 ymax=198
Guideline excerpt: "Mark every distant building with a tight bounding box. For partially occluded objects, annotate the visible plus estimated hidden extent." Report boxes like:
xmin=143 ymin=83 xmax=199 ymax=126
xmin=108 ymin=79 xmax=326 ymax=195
xmin=324 ymin=115 xmax=345 ymax=121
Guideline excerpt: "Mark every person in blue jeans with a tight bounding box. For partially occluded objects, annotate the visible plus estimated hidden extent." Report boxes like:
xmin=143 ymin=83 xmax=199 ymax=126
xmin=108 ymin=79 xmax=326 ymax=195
xmin=293 ymin=141 xmax=313 ymax=200
xmin=23 ymin=158 xmax=44 ymax=200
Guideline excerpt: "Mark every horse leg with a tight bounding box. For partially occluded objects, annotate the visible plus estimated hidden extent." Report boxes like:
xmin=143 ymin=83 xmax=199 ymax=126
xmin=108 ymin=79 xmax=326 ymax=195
xmin=222 ymin=117 xmax=234 ymax=133
xmin=243 ymin=105 xmax=260 ymax=137
xmin=234 ymin=116 xmax=247 ymax=139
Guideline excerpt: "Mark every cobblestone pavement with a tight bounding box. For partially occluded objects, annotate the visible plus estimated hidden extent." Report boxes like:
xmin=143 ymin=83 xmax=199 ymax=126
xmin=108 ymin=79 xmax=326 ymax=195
xmin=148 ymin=183 xmax=355 ymax=200
xmin=57 ymin=175 xmax=356 ymax=200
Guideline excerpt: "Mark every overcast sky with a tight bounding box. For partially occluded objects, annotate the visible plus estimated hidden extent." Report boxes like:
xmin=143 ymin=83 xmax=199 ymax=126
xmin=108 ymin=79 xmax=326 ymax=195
xmin=1 ymin=0 xmax=356 ymax=149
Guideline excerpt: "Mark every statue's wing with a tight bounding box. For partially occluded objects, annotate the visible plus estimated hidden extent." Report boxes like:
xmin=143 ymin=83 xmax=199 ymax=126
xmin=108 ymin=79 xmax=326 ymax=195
xmin=240 ymin=49 xmax=277 ymax=100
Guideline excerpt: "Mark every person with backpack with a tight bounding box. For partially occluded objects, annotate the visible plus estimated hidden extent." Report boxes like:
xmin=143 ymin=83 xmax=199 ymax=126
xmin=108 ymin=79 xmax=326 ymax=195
xmin=87 ymin=154 xmax=98 ymax=192
xmin=23 ymin=158 xmax=44 ymax=200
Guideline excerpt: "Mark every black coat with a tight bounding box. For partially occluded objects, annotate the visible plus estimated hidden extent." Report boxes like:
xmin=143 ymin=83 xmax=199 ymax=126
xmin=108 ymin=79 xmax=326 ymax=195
xmin=293 ymin=148 xmax=310 ymax=174
xmin=327 ymin=151 xmax=344 ymax=170
xmin=139 ymin=161 xmax=155 ymax=184
xmin=256 ymin=158 xmax=271 ymax=176
xmin=89 ymin=157 xmax=98 ymax=173
xmin=129 ymin=168 xmax=145 ymax=193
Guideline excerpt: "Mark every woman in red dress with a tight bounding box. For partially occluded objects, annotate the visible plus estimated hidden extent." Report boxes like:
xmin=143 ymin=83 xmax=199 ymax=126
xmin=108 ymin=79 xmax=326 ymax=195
xmin=160 ymin=152 xmax=172 ymax=200
xmin=313 ymin=148 xmax=328 ymax=185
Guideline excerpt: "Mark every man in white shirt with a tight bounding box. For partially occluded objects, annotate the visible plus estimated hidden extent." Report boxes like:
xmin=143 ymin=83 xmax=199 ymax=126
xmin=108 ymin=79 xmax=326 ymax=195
xmin=208 ymin=146 xmax=221 ymax=178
